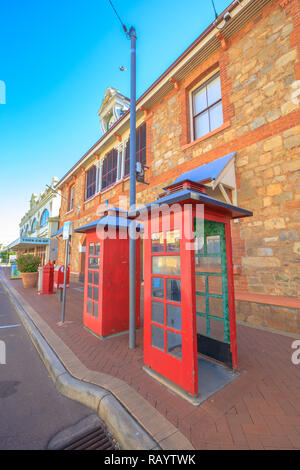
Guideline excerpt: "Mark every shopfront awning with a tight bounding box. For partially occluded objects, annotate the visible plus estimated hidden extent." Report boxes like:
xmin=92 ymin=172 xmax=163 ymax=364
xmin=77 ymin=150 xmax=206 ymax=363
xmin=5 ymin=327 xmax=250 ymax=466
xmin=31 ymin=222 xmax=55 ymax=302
xmin=6 ymin=237 xmax=50 ymax=251
xmin=51 ymin=227 xmax=63 ymax=238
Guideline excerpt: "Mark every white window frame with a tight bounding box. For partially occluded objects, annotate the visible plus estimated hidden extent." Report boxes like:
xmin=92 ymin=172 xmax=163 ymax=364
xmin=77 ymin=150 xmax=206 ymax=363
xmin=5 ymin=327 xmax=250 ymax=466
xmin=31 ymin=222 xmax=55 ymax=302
xmin=189 ymin=69 xmax=223 ymax=142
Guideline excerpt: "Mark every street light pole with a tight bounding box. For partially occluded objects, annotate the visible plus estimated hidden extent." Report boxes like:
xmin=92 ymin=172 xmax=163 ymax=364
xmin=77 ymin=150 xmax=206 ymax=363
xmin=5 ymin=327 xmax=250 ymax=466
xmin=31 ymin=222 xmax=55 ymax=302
xmin=129 ymin=26 xmax=137 ymax=350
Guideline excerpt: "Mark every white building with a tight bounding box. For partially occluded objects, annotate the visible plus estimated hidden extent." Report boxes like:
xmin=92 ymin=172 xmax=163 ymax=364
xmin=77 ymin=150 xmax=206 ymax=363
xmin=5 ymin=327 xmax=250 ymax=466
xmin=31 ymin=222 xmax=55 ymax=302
xmin=6 ymin=177 xmax=61 ymax=265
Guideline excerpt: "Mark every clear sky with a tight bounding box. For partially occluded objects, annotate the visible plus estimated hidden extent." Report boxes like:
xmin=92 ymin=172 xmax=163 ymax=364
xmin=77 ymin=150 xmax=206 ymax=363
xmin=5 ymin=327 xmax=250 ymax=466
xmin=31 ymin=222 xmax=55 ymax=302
xmin=0 ymin=0 xmax=231 ymax=245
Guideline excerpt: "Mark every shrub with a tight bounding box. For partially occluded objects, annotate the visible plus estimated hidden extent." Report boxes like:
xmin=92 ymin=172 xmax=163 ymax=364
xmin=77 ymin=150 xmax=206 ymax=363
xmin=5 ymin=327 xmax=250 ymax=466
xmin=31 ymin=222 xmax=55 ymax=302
xmin=17 ymin=254 xmax=40 ymax=273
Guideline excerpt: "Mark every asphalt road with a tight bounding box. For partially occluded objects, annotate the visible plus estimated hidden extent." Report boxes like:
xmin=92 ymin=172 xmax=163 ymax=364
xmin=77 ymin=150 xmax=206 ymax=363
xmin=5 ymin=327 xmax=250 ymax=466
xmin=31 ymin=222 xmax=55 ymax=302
xmin=0 ymin=282 xmax=94 ymax=450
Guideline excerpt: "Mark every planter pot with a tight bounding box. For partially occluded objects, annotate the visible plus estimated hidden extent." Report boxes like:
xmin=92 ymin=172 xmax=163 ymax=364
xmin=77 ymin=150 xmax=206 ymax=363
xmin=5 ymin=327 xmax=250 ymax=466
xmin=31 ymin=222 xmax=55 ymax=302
xmin=20 ymin=271 xmax=39 ymax=289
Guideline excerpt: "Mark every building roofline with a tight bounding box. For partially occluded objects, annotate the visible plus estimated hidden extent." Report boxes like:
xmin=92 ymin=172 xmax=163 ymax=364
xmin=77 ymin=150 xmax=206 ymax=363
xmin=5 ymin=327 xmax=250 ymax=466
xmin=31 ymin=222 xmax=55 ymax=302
xmin=55 ymin=0 xmax=269 ymax=189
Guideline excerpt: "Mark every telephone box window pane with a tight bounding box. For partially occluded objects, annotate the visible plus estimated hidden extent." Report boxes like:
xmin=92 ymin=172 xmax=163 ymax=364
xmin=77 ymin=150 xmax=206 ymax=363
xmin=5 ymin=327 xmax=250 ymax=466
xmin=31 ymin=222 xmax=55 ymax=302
xmin=166 ymin=304 xmax=181 ymax=331
xmin=152 ymin=233 xmax=164 ymax=253
xmin=94 ymin=271 xmax=99 ymax=285
xmin=88 ymin=286 xmax=93 ymax=299
xmin=166 ymin=279 xmax=181 ymax=302
xmin=195 ymin=257 xmax=221 ymax=273
xmin=166 ymin=230 xmax=180 ymax=252
xmin=95 ymin=243 xmax=100 ymax=256
xmin=89 ymin=257 xmax=99 ymax=268
xmin=87 ymin=300 xmax=92 ymax=314
xmin=89 ymin=243 xmax=94 ymax=256
xmin=207 ymin=235 xmax=221 ymax=254
xmin=209 ymin=297 xmax=224 ymax=318
xmin=195 ymin=237 xmax=205 ymax=255
xmin=152 ymin=325 xmax=164 ymax=351
xmin=88 ymin=271 xmax=93 ymax=284
xmin=93 ymin=302 xmax=98 ymax=318
xmin=196 ymin=295 xmax=206 ymax=314
xmin=93 ymin=287 xmax=99 ymax=302
xmin=167 ymin=331 xmax=182 ymax=359
xmin=152 ymin=301 xmax=164 ymax=325
xmin=152 ymin=278 xmax=164 ymax=299
xmin=196 ymin=315 xmax=207 ymax=336
xmin=195 ymin=274 xmax=206 ymax=293
xmin=209 ymin=318 xmax=225 ymax=342
xmin=208 ymin=276 xmax=222 ymax=295
xmin=152 ymin=256 xmax=181 ymax=275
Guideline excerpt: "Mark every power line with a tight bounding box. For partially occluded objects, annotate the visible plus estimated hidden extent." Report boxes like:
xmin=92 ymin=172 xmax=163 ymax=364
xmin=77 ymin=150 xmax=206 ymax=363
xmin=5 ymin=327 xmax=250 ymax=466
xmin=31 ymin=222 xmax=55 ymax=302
xmin=108 ymin=0 xmax=128 ymax=35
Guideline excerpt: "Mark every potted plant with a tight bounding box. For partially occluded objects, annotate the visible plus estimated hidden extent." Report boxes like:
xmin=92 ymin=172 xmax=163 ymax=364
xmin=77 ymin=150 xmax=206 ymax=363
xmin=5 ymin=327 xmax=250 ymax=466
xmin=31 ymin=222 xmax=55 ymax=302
xmin=16 ymin=254 xmax=40 ymax=288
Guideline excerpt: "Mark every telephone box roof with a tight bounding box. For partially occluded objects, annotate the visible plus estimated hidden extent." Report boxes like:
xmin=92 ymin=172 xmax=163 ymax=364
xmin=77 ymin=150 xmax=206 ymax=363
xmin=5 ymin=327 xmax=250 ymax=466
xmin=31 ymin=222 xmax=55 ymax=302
xmin=137 ymin=180 xmax=253 ymax=220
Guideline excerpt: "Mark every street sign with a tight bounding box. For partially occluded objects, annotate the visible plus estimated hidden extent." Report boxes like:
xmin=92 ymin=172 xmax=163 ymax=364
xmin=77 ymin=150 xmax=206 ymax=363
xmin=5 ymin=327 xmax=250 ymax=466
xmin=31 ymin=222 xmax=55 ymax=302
xmin=63 ymin=221 xmax=73 ymax=240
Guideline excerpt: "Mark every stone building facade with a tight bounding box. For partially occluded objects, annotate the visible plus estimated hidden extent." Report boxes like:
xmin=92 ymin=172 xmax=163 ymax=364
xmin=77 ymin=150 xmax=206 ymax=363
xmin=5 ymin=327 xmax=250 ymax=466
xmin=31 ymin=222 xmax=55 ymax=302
xmin=55 ymin=0 xmax=300 ymax=333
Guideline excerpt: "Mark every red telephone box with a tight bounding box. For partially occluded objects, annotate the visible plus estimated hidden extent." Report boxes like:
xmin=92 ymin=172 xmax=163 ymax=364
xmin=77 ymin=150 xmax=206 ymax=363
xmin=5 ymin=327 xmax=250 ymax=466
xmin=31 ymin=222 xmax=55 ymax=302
xmin=142 ymin=180 xmax=252 ymax=396
xmin=75 ymin=207 xmax=141 ymax=338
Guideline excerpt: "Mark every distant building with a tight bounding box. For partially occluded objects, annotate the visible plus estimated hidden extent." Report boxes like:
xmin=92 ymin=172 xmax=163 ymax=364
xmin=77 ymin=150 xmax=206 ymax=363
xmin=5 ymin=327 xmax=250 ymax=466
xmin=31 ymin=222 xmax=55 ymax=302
xmin=6 ymin=177 xmax=61 ymax=265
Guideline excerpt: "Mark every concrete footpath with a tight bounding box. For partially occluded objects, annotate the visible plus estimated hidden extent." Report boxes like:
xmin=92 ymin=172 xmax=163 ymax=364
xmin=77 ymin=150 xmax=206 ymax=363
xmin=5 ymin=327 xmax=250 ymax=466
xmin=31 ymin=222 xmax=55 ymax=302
xmin=0 ymin=270 xmax=193 ymax=450
xmin=1 ymin=267 xmax=300 ymax=450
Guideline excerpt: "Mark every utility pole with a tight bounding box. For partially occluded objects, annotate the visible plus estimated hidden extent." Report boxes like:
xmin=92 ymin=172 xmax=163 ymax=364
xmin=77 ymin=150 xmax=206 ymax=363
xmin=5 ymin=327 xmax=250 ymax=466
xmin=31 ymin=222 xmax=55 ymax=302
xmin=107 ymin=2 xmax=137 ymax=349
xmin=128 ymin=26 xmax=137 ymax=350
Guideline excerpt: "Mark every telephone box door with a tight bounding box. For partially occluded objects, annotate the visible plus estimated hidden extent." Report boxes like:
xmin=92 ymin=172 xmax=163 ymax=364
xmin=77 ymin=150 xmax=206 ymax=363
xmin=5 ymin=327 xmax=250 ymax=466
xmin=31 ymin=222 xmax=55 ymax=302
xmin=83 ymin=236 xmax=102 ymax=335
xmin=195 ymin=218 xmax=235 ymax=367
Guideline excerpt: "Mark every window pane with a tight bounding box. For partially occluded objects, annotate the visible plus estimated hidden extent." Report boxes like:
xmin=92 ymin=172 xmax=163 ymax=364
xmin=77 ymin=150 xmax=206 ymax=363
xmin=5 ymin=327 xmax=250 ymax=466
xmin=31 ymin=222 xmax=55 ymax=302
xmin=195 ymin=257 xmax=222 ymax=273
xmin=209 ymin=101 xmax=223 ymax=132
xmin=209 ymin=297 xmax=224 ymax=318
xmin=89 ymin=243 xmax=94 ymax=256
xmin=194 ymin=111 xmax=209 ymax=139
xmin=166 ymin=230 xmax=180 ymax=252
xmin=94 ymin=271 xmax=99 ymax=285
xmin=195 ymin=275 xmax=206 ymax=293
xmin=93 ymin=287 xmax=99 ymax=302
xmin=152 ymin=301 xmax=164 ymax=325
xmin=95 ymin=243 xmax=100 ymax=256
xmin=193 ymin=86 xmax=207 ymax=115
xmin=89 ymin=257 xmax=99 ymax=268
xmin=151 ymin=233 xmax=164 ymax=253
xmin=206 ymin=235 xmax=221 ymax=254
xmin=88 ymin=271 xmax=93 ymax=284
xmin=166 ymin=279 xmax=181 ymax=302
xmin=87 ymin=300 xmax=92 ymax=314
xmin=167 ymin=331 xmax=182 ymax=359
xmin=152 ymin=278 xmax=164 ymax=299
xmin=166 ymin=304 xmax=181 ymax=331
xmin=88 ymin=286 xmax=93 ymax=299
xmin=152 ymin=256 xmax=181 ymax=275
xmin=208 ymin=276 xmax=222 ymax=295
xmin=196 ymin=315 xmax=207 ymax=336
xmin=196 ymin=294 xmax=206 ymax=314
xmin=207 ymin=75 xmax=221 ymax=106
xmin=152 ymin=325 xmax=164 ymax=351
xmin=93 ymin=302 xmax=98 ymax=318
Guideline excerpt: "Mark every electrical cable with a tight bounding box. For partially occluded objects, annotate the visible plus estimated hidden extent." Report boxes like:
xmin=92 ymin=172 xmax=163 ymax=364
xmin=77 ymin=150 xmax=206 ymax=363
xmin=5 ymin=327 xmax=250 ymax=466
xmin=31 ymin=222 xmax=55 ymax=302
xmin=107 ymin=0 xmax=129 ymax=36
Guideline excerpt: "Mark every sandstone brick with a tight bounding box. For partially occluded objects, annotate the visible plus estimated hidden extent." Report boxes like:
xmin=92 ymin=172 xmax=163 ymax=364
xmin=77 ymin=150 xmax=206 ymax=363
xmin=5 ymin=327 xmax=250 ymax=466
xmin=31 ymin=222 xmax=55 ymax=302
xmin=267 ymin=183 xmax=282 ymax=196
xmin=263 ymin=136 xmax=282 ymax=152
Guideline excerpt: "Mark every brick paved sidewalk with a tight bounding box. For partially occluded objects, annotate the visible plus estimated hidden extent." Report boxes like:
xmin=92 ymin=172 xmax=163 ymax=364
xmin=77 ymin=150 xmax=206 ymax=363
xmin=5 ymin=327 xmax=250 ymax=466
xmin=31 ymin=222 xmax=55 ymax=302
xmin=2 ymin=268 xmax=300 ymax=450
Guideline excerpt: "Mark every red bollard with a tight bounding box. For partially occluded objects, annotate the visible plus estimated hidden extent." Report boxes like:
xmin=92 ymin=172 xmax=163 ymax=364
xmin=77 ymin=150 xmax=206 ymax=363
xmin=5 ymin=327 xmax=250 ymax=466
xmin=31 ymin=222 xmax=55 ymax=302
xmin=40 ymin=262 xmax=54 ymax=295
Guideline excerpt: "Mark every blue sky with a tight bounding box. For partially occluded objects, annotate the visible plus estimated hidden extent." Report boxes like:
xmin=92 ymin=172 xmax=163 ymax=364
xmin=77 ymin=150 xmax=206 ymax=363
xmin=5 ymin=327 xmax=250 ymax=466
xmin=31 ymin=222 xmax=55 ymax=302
xmin=0 ymin=0 xmax=231 ymax=245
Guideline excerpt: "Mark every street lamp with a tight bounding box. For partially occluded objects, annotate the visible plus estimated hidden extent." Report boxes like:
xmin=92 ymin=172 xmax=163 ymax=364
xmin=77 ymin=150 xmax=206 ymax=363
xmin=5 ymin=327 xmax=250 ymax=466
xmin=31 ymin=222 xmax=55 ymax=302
xmin=128 ymin=26 xmax=137 ymax=350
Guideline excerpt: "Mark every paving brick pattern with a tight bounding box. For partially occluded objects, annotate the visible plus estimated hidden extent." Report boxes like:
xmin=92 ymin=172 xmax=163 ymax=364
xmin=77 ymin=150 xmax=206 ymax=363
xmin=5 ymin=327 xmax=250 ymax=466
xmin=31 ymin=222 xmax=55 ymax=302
xmin=4 ymin=270 xmax=300 ymax=450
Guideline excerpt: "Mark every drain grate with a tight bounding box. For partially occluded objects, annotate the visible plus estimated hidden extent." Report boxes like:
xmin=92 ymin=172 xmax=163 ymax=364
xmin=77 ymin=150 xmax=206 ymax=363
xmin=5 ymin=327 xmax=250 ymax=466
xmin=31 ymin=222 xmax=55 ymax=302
xmin=48 ymin=415 xmax=118 ymax=451
xmin=57 ymin=426 xmax=115 ymax=450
